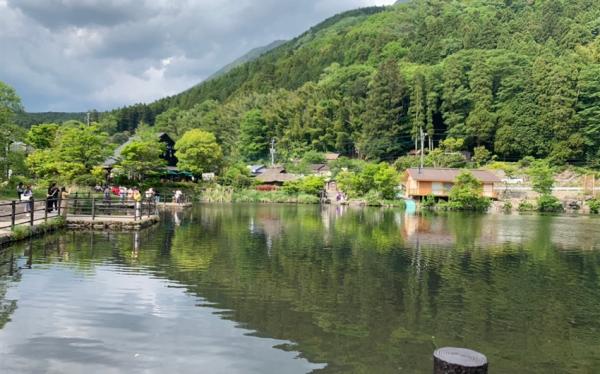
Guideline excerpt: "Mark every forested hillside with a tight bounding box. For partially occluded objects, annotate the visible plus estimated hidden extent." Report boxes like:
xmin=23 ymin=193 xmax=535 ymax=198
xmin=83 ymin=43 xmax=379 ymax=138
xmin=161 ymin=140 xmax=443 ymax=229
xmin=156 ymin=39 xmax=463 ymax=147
xmin=111 ymin=0 xmax=600 ymax=166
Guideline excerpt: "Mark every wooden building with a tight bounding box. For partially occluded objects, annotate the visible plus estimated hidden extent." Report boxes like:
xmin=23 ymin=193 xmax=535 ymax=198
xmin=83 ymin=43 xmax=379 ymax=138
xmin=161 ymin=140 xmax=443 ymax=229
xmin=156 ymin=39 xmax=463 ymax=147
xmin=255 ymin=167 xmax=299 ymax=186
xmin=404 ymin=168 xmax=500 ymax=199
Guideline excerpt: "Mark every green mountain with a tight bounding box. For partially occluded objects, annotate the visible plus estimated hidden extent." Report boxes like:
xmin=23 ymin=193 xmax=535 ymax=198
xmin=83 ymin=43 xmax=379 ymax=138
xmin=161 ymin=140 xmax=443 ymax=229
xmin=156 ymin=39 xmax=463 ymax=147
xmin=207 ymin=40 xmax=287 ymax=81
xmin=14 ymin=111 xmax=88 ymax=128
xmin=113 ymin=1 xmax=600 ymax=165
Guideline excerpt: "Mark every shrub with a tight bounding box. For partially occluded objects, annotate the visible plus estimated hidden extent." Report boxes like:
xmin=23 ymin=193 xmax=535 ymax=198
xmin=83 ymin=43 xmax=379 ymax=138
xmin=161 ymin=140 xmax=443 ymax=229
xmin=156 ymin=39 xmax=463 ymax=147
xmin=502 ymin=201 xmax=513 ymax=213
xmin=364 ymin=190 xmax=382 ymax=206
xmin=11 ymin=226 xmax=31 ymax=240
xmin=282 ymin=176 xmax=325 ymax=196
xmin=421 ymin=195 xmax=436 ymax=210
xmin=518 ymin=200 xmax=536 ymax=212
xmin=221 ymin=163 xmax=253 ymax=188
xmin=448 ymin=171 xmax=491 ymax=211
xmin=589 ymin=198 xmax=600 ymax=214
xmin=537 ymin=194 xmax=564 ymax=213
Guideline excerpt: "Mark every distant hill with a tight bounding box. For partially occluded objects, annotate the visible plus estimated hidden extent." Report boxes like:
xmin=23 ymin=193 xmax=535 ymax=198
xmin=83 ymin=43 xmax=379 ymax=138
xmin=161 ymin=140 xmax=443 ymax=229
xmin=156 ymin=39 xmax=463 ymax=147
xmin=207 ymin=40 xmax=287 ymax=81
xmin=13 ymin=111 xmax=88 ymax=128
xmin=110 ymin=1 xmax=600 ymax=164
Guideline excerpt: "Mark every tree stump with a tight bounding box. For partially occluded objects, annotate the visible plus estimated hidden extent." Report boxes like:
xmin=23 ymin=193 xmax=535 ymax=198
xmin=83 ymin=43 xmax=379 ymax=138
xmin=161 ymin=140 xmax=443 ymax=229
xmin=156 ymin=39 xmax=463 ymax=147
xmin=433 ymin=347 xmax=488 ymax=374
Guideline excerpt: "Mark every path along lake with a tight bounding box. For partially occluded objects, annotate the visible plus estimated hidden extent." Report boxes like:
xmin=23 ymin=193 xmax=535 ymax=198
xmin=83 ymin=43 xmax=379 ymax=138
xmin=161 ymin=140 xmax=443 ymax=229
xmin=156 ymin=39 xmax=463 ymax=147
xmin=1 ymin=204 xmax=600 ymax=373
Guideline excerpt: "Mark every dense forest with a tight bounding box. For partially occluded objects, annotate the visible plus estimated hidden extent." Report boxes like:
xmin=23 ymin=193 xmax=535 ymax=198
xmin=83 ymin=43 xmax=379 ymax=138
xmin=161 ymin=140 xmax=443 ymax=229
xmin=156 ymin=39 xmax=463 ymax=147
xmin=101 ymin=0 xmax=600 ymax=167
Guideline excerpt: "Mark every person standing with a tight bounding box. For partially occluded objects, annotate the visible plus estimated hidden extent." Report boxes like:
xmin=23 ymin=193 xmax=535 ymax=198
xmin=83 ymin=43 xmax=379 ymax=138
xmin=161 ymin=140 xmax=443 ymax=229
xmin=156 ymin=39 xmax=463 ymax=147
xmin=22 ymin=185 xmax=33 ymax=213
xmin=133 ymin=188 xmax=142 ymax=219
xmin=17 ymin=182 xmax=24 ymax=201
xmin=47 ymin=183 xmax=59 ymax=212
xmin=119 ymin=186 xmax=126 ymax=203
xmin=60 ymin=187 xmax=70 ymax=217
xmin=103 ymin=185 xmax=111 ymax=202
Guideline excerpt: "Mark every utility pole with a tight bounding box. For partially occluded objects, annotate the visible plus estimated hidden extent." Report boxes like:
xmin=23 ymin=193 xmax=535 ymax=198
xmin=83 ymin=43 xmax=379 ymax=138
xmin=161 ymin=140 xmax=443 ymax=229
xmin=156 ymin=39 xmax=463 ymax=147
xmin=270 ymin=138 xmax=276 ymax=167
xmin=419 ymin=127 xmax=425 ymax=173
xmin=86 ymin=111 xmax=90 ymax=126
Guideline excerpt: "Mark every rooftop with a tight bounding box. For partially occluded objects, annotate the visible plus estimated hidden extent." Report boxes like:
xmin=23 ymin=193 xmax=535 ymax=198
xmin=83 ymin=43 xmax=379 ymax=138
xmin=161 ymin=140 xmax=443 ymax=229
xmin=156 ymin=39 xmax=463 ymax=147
xmin=406 ymin=168 xmax=500 ymax=183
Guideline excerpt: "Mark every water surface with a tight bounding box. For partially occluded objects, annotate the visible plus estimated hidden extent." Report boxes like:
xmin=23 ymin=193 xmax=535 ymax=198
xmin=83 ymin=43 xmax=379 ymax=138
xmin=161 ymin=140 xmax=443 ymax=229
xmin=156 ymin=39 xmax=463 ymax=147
xmin=1 ymin=205 xmax=600 ymax=373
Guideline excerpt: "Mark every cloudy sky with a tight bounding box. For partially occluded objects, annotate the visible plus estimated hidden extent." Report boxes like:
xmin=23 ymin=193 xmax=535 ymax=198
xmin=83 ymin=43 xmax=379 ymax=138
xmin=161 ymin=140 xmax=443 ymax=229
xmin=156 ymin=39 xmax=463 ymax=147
xmin=0 ymin=0 xmax=395 ymax=112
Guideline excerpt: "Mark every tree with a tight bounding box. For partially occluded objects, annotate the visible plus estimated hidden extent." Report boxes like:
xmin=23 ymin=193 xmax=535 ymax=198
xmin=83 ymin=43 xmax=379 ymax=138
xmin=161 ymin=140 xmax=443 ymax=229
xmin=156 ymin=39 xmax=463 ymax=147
xmin=26 ymin=124 xmax=111 ymax=184
xmin=528 ymin=159 xmax=554 ymax=195
xmin=359 ymin=59 xmax=408 ymax=161
xmin=175 ymin=129 xmax=223 ymax=175
xmin=0 ymin=82 xmax=24 ymax=180
xmin=373 ymin=163 xmax=399 ymax=199
xmin=448 ymin=171 xmax=491 ymax=211
xmin=221 ymin=163 xmax=253 ymax=188
xmin=0 ymin=81 xmax=23 ymax=125
xmin=25 ymin=123 xmax=59 ymax=150
xmin=472 ymin=146 xmax=491 ymax=167
xmin=239 ymin=109 xmax=270 ymax=161
xmin=118 ymin=139 xmax=166 ymax=180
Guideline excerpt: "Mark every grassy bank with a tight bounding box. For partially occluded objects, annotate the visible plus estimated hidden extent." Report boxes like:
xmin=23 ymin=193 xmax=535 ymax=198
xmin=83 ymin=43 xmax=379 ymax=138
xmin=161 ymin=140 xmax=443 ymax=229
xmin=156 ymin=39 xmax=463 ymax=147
xmin=1 ymin=216 xmax=66 ymax=247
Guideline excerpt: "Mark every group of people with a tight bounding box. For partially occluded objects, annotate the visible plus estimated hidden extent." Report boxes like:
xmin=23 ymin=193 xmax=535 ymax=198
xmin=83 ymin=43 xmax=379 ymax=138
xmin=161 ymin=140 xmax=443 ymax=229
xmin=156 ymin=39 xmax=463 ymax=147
xmin=16 ymin=182 xmax=65 ymax=213
xmin=100 ymin=185 xmax=161 ymax=204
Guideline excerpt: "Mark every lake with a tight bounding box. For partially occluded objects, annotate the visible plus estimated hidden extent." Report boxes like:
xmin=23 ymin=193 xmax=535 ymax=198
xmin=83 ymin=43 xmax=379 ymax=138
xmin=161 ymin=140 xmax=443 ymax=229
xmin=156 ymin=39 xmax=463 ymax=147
xmin=1 ymin=204 xmax=600 ymax=373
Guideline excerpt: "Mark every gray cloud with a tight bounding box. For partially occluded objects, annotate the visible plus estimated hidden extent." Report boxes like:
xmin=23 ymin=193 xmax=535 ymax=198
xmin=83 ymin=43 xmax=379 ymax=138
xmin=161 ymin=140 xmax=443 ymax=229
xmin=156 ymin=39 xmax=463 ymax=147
xmin=0 ymin=0 xmax=395 ymax=112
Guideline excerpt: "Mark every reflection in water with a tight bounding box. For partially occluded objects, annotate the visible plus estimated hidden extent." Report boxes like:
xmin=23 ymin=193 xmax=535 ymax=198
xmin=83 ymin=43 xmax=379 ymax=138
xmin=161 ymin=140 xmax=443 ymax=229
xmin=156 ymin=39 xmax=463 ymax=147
xmin=1 ymin=205 xmax=600 ymax=373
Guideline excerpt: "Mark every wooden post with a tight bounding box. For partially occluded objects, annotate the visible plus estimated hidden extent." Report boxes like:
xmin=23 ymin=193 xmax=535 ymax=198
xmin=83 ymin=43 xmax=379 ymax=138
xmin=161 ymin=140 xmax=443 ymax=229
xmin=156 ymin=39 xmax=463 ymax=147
xmin=433 ymin=347 xmax=488 ymax=374
xmin=30 ymin=198 xmax=34 ymax=226
xmin=11 ymin=201 xmax=16 ymax=228
xmin=91 ymin=197 xmax=96 ymax=220
xmin=74 ymin=192 xmax=78 ymax=216
xmin=44 ymin=198 xmax=48 ymax=223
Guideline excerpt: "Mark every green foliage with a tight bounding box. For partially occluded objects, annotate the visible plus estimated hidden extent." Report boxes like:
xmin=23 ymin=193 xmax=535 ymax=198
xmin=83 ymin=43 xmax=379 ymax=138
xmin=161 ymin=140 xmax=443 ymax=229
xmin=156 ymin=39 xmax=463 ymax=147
xmin=25 ymin=124 xmax=111 ymax=185
xmin=528 ymin=159 xmax=555 ymax=195
xmin=359 ymin=59 xmax=409 ymax=161
xmin=239 ymin=109 xmax=270 ymax=161
xmin=25 ymin=123 xmax=59 ymax=149
xmin=502 ymin=201 xmax=513 ymax=213
xmin=220 ymin=163 xmax=254 ymax=189
xmin=588 ymin=198 xmax=600 ymax=214
xmin=518 ymin=200 xmax=536 ymax=212
xmin=336 ymin=162 xmax=399 ymax=199
xmin=302 ymin=151 xmax=326 ymax=164
xmin=421 ymin=195 xmax=436 ymax=210
xmin=472 ymin=146 xmax=492 ymax=167
xmin=282 ymin=176 xmax=325 ymax=196
xmin=14 ymin=2 xmax=600 ymax=170
xmin=118 ymin=139 xmax=166 ymax=179
xmin=447 ymin=171 xmax=491 ymax=211
xmin=537 ymin=194 xmax=564 ymax=213
xmin=175 ymin=129 xmax=223 ymax=175
xmin=0 ymin=81 xmax=23 ymax=125
xmin=232 ymin=189 xmax=320 ymax=204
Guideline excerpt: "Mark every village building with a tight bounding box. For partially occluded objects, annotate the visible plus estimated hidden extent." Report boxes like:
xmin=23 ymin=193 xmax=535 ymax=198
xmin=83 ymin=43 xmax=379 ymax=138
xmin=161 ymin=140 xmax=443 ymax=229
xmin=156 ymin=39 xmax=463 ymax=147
xmin=309 ymin=163 xmax=331 ymax=177
xmin=324 ymin=152 xmax=340 ymax=162
xmin=404 ymin=168 xmax=500 ymax=199
xmin=255 ymin=167 xmax=300 ymax=186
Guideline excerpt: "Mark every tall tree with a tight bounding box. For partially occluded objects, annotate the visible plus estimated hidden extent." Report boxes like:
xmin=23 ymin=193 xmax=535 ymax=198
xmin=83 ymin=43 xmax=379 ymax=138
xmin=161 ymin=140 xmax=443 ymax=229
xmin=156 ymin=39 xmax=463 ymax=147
xmin=175 ymin=129 xmax=223 ymax=175
xmin=359 ymin=59 xmax=408 ymax=161
xmin=239 ymin=109 xmax=270 ymax=161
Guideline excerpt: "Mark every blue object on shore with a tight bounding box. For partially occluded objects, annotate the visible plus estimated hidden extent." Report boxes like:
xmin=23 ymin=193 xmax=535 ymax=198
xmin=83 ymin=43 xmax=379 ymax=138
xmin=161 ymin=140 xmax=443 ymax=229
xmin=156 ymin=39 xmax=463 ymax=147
xmin=404 ymin=199 xmax=416 ymax=214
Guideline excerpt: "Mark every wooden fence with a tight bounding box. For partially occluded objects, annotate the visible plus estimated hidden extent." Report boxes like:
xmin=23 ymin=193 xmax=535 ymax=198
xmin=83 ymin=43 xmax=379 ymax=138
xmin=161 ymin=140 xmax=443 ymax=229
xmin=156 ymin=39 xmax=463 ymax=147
xmin=0 ymin=198 xmax=60 ymax=231
xmin=0 ymin=194 xmax=157 ymax=231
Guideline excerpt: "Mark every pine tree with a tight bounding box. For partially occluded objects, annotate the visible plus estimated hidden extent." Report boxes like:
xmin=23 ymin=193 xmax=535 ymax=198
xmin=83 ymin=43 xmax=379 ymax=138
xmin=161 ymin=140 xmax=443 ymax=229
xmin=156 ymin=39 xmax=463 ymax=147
xmin=359 ymin=59 xmax=409 ymax=161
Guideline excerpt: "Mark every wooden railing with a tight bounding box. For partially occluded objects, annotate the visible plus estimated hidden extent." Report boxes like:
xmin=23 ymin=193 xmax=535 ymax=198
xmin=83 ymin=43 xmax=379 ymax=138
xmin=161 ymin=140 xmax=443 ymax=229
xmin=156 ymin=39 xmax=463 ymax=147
xmin=0 ymin=194 xmax=158 ymax=231
xmin=67 ymin=195 xmax=157 ymax=221
xmin=0 ymin=198 xmax=61 ymax=231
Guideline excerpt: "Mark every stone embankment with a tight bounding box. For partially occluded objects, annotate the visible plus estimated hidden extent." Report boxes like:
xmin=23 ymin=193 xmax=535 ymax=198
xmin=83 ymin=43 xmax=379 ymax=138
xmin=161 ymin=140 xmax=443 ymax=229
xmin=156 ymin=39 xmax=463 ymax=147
xmin=66 ymin=215 xmax=159 ymax=231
